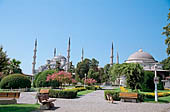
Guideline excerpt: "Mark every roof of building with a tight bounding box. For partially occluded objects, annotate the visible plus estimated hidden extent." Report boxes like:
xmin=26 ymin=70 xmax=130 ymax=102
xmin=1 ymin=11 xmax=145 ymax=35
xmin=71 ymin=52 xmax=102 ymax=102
xmin=126 ymin=49 xmax=157 ymax=63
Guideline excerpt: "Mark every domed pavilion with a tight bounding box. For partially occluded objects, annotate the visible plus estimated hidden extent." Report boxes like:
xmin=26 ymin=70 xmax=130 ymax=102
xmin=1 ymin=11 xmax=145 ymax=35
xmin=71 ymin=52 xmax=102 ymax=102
xmin=125 ymin=49 xmax=162 ymax=71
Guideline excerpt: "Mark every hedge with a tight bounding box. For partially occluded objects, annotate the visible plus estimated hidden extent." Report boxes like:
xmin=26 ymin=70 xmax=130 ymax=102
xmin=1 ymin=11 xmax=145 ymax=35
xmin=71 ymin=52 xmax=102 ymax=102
xmin=0 ymin=74 xmax=31 ymax=89
xmin=49 ymin=89 xmax=77 ymax=98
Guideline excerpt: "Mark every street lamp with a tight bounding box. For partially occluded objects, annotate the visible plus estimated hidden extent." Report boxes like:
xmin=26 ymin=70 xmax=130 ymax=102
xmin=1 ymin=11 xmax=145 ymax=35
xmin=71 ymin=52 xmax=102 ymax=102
xmin=154 ymin=64 xmax=158 ymax=102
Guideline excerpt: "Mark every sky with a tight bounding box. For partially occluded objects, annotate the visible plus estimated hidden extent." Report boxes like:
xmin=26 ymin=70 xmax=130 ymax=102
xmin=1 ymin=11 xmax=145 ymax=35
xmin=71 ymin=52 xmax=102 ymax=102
xmin=0 ymin=0 xmax=169 ymax=74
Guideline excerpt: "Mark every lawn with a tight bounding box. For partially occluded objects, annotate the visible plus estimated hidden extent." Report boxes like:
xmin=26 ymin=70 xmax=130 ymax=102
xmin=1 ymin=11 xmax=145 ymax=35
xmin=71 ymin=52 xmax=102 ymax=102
xmin=77 ymin=90 xmax=94 ymax=96
xmin=0 ymin=104 xmax=40 ymax=112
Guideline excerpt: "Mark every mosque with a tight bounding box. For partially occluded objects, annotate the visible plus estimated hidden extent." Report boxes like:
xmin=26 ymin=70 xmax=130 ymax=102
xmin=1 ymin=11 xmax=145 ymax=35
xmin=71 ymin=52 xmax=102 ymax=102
xmin=32 ymin=38 xmax=169 ymax=87
xmin=32 ymin=38 xmax=71 ymax=74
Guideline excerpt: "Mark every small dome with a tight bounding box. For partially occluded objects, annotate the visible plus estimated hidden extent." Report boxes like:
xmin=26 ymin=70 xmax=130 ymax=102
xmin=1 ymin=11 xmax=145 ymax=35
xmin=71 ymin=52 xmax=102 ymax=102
xmin=126 ymin=49 xmax=156 ymax=63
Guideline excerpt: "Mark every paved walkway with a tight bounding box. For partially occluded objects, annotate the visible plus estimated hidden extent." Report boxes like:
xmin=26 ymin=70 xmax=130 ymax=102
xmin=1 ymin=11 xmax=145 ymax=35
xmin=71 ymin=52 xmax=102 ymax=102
xmin=18 ymin=91 xmax=170 ymax=112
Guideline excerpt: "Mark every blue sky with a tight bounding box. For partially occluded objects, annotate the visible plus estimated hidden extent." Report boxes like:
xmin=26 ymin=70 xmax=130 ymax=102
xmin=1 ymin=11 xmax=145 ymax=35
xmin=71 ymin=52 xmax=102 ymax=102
xmin=0 ymin=0 xmax=169 ymax=74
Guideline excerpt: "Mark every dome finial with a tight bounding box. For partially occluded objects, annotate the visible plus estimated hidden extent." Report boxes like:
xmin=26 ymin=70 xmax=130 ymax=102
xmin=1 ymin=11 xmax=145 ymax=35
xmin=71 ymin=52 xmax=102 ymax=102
xmin=139 ymin=49 xmax=143 ymax=52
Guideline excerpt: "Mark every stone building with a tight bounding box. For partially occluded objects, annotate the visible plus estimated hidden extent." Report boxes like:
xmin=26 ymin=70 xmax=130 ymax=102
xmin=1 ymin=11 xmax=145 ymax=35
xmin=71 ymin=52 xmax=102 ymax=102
xmin=119 ymin=49 xmax=169 ymax=87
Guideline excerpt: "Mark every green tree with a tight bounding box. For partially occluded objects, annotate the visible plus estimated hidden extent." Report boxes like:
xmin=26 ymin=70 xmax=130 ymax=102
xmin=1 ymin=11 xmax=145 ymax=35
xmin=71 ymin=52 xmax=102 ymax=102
xmin=90 ymin=58 xmax=99 ymax=70
xmin=75 ymin=58 xmax=91 ymax=79
xmin=102 ymin=64 xmax=111 ymax=83
xmin=68 ymin=61 xmax=75 ymax=74
xmin=0 ymin=46 xmax=10 ymax=76
xmin=110 ymin=64 xmax=123 ymax=82
xmin=160 ymin=57 xmax=170 ymax=70
xmin=162 ymin=9 xmax=170 ymax=55
xmin=9 ymin=59 xmax=22 ymax=74
xmin=110 ymin=63 xmax=144 ymax=90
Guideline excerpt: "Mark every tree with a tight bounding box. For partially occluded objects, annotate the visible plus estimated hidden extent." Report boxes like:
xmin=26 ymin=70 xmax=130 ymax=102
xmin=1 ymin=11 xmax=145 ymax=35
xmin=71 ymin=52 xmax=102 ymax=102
xmin=9 ymin=59 xmax=22 ymax=74
xmin=0 ymin=46 xmax=10 ymax=75
xmin=160 ymin=57 xmax=170 ymax=70
xmin=110 ymin=63 xmax=144 ymax=90
xmin=162 ymin=9 xmax=170 ymax=55
xmin=46 ymin=71 xmax=75 ymax=87
xmin=68 ymin=61 xmax=75 ymax=74
xmin=110 ymin=64 xmax=123 ymax=82
xmin=90 ymin=58 xmax=99 ymax=70
xmin=75 ymin=58 xmax=91 ymax=79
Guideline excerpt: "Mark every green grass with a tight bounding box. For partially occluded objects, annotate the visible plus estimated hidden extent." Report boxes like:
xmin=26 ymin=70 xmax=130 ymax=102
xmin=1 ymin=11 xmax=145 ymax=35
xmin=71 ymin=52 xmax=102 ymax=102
xmin=0 ymin=104 xmax=40 ymax=112
xmin=77 ymin=90 xmax=94 ymax=96
xmin=144 ymin=95 xmax=170 ymax=103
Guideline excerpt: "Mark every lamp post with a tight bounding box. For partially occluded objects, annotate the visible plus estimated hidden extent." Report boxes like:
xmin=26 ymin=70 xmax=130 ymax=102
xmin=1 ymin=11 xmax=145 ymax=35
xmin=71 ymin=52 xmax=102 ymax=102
xmin=154 ymin=64 xmax=158 ymax=102
xmin=84 ymin=74 xmax=87 ymax=88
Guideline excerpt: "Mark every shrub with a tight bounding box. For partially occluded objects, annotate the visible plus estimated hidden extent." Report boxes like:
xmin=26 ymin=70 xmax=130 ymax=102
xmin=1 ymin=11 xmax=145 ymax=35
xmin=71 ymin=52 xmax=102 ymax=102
xmin=104 ymin=90 xmax=120 ymax=101
xmin=137 ymin=93 xmax=145 ymax=102
xmin=141 ymin=71 xmax=155 ymax=92
xmin=35 ymin=70 xmax=60 ymax=88
xmin=0 ymin=74 xmax=31 ymax=89
xmin=141 ymin=71 xmax=164 ymax=92
xmin=49 ymin=89 xmax=77 ymax=98
xmin=33 ymin=72 xmax=41 ymax=88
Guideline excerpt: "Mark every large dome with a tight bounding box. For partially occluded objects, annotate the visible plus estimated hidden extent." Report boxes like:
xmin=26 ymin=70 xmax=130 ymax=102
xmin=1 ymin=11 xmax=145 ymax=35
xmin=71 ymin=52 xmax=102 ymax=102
xmin=126 ymin=49 xmax=157 ymax=63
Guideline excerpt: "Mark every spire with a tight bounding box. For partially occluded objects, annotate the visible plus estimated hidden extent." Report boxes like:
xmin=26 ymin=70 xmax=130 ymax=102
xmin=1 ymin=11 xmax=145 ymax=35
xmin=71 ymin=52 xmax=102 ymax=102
xmin=110 ymin=42 xmax=113 ymax=65
xmin=116 ymin=51 xmax=119 ymax=64
xmin=54 ymin=48 xmax=56 ymax=57
xmin=32 ymin=38 xmax=37 ymax=75
xmin=81 ymin=48 xmax=84 ymax=62
xmin=67 ymin=37 xmax=71 ymax=71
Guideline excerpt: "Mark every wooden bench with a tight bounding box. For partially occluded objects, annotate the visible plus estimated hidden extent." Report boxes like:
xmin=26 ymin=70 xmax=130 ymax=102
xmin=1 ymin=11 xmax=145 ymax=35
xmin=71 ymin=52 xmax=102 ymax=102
xmin=38 ymin=89 xmax=56 ymax=110
xmin=119 ymin=92 xmax=138 ymax=103
xmin=0 ymin=92 xmax=20 ymax=104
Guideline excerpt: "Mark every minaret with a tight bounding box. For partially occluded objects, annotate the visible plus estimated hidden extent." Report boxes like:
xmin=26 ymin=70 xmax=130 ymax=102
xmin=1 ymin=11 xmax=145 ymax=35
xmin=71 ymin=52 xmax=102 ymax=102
xmin=116 ymin=52 xmax=119 ymax=64
xmin=81 ymin=48 xmax=84 ymax=62
xmin=32 ymin=39 xmax=37 ymax=75
xmin=110 ymin=42 xmax=114 ymax=65
xmin=67 ymin=37 xmax=71 ymax=71
xmin=54 ymin=48 xmax=56 ymax=57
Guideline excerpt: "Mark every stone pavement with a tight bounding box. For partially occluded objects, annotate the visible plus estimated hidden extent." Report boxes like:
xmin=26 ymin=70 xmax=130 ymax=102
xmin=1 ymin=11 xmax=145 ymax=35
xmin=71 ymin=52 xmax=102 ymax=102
xmin=18 ymin=91 xmax=170 ymax=112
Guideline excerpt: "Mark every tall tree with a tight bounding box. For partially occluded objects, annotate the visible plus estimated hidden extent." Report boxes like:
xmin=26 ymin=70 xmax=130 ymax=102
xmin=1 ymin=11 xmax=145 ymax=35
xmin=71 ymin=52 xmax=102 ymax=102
xmin=102 ymin=64 xmax=111 ymax=83
xmin=0 ymin=46 xmax=10 ymax=75
xmin=162 ymin=9 xmax=170 ymax=55
xmin=9 ymin=59 xmax=22 ymax=74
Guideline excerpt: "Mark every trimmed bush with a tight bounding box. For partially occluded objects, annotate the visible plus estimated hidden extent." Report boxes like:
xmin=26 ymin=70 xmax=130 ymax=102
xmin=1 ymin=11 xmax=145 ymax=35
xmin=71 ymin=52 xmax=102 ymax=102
xmin=0 ymin=74 xmax=31 ymax=89
xmin=35 ymin=70 xmax=60 ymax=88
xmin=49 ymin=89 xmax=77 ymax=98
xmin=104 ymin=90 xmax=120 ymax=101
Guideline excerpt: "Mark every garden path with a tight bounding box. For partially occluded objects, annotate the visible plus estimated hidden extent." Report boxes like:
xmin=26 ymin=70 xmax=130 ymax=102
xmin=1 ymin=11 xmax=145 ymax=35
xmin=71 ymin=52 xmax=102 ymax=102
xmin=45 ymin=90 xmax=170 ymax=112
xmin=17 ymin=90 xmax=170 ymax=112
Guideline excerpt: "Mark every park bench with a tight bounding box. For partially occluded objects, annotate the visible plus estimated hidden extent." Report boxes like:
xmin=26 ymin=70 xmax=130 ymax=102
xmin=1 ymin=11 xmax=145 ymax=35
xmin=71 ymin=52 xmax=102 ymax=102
xmin=37 ymin=89 xmax=56 ymax=110
xmin=0 ymin=92 xmax=20 ymax=104
xmin=119 ymin=92 xmax=138 ymax=103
